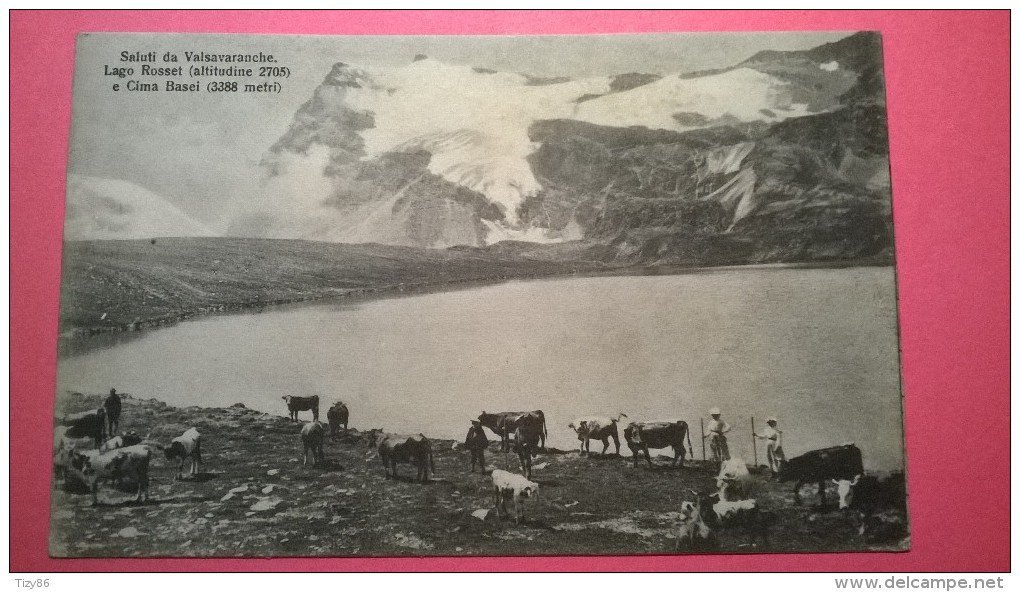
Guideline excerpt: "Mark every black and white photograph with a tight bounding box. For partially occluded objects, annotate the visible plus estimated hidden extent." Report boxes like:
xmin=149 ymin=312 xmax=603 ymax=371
xmin=51 ymin=30 xmax=907 ymax=557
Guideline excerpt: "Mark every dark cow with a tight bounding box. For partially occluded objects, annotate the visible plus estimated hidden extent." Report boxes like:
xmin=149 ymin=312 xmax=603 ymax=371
xmin=103 ymin=388 xmax=122 ymax=436
xmin=326 ymin=402 xmax=349 ymax=440
xmin=778 ymin=443 xmax=864 ymax=507
xmin=568 ymin=414 xmax=626 ymax=456
xmin=301 ymin=421 xmax=326 ymax=466
xmin=282 ymin=395 xmax=319 ymax=422
xmin=623 ymin=421 xmax=692 ymax=468
xmin=374 ymin=433 xmax=436 ymax=482
xmin=832 ymin=473 xmax=907 ymax=541
xmin=60 ymin=408 xmax=106 ymax=447
xmin=478 ymin=410 xmax=548 ymax=452
xmin=512 ymin=425 xmax=542 ymax=479
xmin=834 ymin=473 xmax=906 ymax=512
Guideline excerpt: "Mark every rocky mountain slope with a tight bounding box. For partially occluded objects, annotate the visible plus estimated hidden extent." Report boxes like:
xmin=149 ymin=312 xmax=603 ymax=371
xmin=251 ymin=32 xmax=892 ymax=264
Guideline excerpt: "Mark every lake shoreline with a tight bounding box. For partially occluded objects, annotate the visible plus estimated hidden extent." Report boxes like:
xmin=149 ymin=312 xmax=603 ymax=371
xmin=58 ymin=236 xmax=893 ymax=352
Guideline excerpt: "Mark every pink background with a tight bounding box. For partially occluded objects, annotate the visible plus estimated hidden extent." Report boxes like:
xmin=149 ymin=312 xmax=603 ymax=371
xmin=10 ymin=11 xmax=1009 ymax=572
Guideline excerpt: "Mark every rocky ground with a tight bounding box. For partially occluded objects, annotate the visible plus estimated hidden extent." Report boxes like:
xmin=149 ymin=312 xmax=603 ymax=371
xmin=50 ymin=392 xmax=908 ymax=558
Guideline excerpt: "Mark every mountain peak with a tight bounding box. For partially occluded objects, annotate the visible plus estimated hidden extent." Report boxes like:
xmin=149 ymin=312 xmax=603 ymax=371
xmin=324 ymin=62 xmax=367 ymax=88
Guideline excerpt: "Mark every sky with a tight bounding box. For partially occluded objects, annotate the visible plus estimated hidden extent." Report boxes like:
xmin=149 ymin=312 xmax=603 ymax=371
xmin=67 ymin=31 xmax=853 ymax=229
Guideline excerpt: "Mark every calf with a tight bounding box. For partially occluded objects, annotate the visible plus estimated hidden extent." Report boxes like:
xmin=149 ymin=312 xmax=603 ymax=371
xmin=326 ymin=402 xmax=349 ymax=440
xmin=301 ymin=421 xmax=326 ymax=466
xmin=60 ymin=408 xmax=106 ymax=447
xmin=163 ymin=428 xmax=202 ymax=480
xmin=77 ymin=444 xmax=151 ymax=504
xmin=282 ymin=395 xmax=319 ymax=422
xmin=778 ymin=443 xmax=864 ymax=507
xmin=491 ymin=469 xmax=540 ymax=525
xmin=103 ymin=388 xmax=122 ymax=436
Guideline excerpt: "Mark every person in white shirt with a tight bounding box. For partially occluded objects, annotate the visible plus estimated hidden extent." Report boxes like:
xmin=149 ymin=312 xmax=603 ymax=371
xmin=754 ymin=416 xmax=784 ymax=476
xmin=703 ymin=407 xmax=731 ymax=464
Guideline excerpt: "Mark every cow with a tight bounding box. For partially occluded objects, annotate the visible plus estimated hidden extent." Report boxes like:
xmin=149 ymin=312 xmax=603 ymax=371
xmin=691 ymin=489 xmax=772 ymax=547
xmin=162 ymin=427 xmax=202 ymax=480
xmin=59 ymin=408 xmax=106 ymax=447
xmin=478 ymin=410 xmax=547 ymax=452
xmin=326 ymin=402 xmax=349 ymax=440
xmin=301 ymin=421 xmax=326 ymax=466
xmin=833 ymin=473 xmax=907 ymax=513
xmin=833 ymin=473 xmax=907 ymax=536
xmin=716 ymin=458 xmax=753 ymax=501
xmin=675 ymin=495 xmax=718 ymax=552
xmin=76 ymin=444 xmax=151 ymax=505
xmin=778 ymin=443 xmax=864 ymax=507
xmin=99 ymin=430 xmax=143 ymax=454
xmin=52 ymin=427 xmax=90 ymax=489
xmin=568 ymin=413 xmax=626 ymax=456
xmin=282 ymin=395 xmax=319 ymax=422
xmin=374 ymin=433 xmax=435 ymax=482
xmin=103 ymin=388 xmax=122 ymax=436
xmin=491 ymin=469 xmax=539 ymax=525
xmin=512 ymin=425 xmax=542 ymax=479
xmin=709 ymin=498 xmax=771 ymax=547
xmin=623 ymin=421 xmax=692 ymax=468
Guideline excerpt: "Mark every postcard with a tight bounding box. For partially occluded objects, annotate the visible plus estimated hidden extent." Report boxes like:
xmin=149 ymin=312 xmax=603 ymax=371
xmin=51 ymin=31 xmax=906 ymax=557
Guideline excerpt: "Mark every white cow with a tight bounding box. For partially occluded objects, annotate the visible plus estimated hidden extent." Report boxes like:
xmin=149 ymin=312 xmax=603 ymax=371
xmin=567 ymin=413 xmax=626 ymax=456
xmin=163 ymin=427 xmax=201 ymax=480
xmin=716 ymin=457 xmax=753 ymax=501
xmin=301 ymin=421 xmax=326 ymax=466
xmin=99 ymin=430 xmax=143 ymax=454
xmin=491 ymin=469 xmax=540 ymax=524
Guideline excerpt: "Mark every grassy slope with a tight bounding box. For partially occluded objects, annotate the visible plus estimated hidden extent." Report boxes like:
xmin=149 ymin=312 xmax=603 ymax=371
xmin=58 ymin=238 xmax=611 ymax=335
xmin=50 ymin=393 xmax=908 ymax=558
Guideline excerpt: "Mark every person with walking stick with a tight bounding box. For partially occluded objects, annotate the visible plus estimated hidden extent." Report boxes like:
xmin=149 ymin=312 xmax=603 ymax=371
xmin=753 ymin=416 xmax=784 ymax=478
xmin=703 ymin=407 xmax=731 ymax=465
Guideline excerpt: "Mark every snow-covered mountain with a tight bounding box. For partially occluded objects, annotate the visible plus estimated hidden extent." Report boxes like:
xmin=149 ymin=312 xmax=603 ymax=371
xmin=250 ymin=31 xmax=889 ymax=260
xmin=64 ymin=175 xmax=213 ymax=241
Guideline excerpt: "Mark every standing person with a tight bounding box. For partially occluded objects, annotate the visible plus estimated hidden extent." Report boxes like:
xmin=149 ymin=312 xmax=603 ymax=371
xmin=754 ymin=416 xmax=784 ymax=477
xmin=465 ymin=419 xmax=489 ymax=473
xmin=103 ymin=388 xmax=122 ymax=437
xmin=703 ymin=407 xmax=731 ymax=464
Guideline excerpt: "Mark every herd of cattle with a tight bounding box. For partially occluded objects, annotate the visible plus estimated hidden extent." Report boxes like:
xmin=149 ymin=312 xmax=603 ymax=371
xmin=53 ymin=392 xmax=907 ymax=548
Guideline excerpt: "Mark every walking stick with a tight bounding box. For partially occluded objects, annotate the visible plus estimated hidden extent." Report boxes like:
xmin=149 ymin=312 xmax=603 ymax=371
xmin=751 ymin=417 xmax=758 ymax=468
xmin=700 ymin=417 xmax=706 ymax=461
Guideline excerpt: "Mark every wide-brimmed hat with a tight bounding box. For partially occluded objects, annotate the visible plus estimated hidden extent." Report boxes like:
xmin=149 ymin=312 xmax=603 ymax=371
xmin=709 ymin=407 xmax=721 ymax=415
xmin=766 ymin=416 xmax=778 ymax=424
